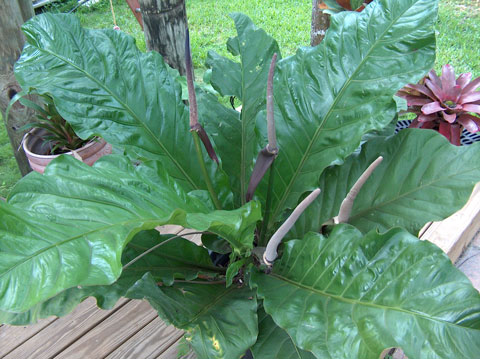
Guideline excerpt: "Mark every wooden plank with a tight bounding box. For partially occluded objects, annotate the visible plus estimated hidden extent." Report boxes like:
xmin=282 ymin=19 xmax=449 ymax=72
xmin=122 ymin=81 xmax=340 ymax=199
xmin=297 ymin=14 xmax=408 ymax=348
xmin=157 ymin=226 xmax=202 ymax=246
xmin=124 ymin=0 xmax=144 ymax=29
xmin=420 ymin=183 xmax=480 ymax=262
xmin=156 ymin=225 xmax=184 ymax=235
xmin=106 ymin=317 xmax=183 ymax=359
xmin=0 ymin=317 xmax=57 ymax=358
xmin=417 ymin=221 xmax=433 ymax=238
xmin=0 ymin=0 xmax=35 ymax=176
xmin=158 ymin=338 xmax=196 ymax=359
xmin=55 ymin=300 xmax=158 ymax=359
xmin=3 ymin=297 xmax=128 ymax=359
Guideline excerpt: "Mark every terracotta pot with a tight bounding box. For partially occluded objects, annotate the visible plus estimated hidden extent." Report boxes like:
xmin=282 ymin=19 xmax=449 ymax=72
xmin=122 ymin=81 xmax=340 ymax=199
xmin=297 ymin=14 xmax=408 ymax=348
xmin=23 ymin=128 xmax=112 ymax=174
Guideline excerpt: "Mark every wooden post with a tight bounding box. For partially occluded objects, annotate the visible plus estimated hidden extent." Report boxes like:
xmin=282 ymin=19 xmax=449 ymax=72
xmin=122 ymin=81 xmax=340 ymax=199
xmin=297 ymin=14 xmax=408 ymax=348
xmin=0 ymin=0 xmax=35 ymax=176
xmin=139 ymin=0 xmax=187 ymax=75
xmin=124 ymin=0 xmax=144 ymax=30
xmin=310 ymin=0 xmax=330 ymax=46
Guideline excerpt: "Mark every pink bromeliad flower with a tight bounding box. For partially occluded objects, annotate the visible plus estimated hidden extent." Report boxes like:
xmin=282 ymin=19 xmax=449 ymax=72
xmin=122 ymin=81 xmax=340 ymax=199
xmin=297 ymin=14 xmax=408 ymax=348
xmin=397 ymin=64 xmax=480 ymax=145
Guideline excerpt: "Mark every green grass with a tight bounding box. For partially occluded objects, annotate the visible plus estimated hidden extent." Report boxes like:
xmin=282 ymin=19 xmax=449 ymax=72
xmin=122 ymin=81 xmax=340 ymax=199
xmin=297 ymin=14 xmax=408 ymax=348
xmin=0 ymin=114 xmax=21 ymax=198
xmin=1 ymin=0 xmax=479 ymax=197
xmin=47 ymin=0 xmax=312 ymax=68
xmin=436 ymin=0 xmax=480 ymax=77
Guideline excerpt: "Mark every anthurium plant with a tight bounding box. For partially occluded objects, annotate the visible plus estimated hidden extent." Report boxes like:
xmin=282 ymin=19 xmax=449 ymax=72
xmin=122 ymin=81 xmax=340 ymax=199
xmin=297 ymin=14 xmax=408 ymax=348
xmin=1 ymin=0 xmax=480 ymax=358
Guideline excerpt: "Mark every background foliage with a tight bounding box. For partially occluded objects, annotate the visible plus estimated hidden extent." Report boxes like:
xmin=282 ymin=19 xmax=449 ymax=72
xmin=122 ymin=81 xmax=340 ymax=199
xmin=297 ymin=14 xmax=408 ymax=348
xmin=1 ymin=0 xmax=479 ymax=198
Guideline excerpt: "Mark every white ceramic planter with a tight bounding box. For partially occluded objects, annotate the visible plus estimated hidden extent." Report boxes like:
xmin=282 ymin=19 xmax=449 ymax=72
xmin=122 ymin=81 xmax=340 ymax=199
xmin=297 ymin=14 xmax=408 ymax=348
xmin=23 ymin=128 xmax=112 ymax=174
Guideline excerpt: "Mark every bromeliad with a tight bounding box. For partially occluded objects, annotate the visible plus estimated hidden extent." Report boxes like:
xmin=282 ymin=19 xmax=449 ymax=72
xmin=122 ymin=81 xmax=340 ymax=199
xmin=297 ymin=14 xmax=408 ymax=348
xmin=397 ymin=64 xmax=480 ymax=145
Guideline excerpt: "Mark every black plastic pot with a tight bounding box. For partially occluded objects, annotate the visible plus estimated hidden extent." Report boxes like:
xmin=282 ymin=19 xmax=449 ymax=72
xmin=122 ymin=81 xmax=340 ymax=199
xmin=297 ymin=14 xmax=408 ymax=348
xmin=395 ymin=119 xmax=480 ymax=145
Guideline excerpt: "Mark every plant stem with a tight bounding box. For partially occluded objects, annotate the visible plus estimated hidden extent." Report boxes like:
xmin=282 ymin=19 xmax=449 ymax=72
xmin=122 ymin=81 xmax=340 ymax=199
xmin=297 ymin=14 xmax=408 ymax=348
xmin=245 ymin=53 xmax=278 ymax=203
xmin=123 ymin=231 xmax=205 ymax=269
xmin=186 ymin=27 xmax=221 ymax=200
xmin=192 ymin=131 xmax=222 ymax=210
xmin=157 ymin=279 xmax=226 ymax=286
xmin=259 ymin=160 xmax=275 ymax=246
xmin=266 ymin=53 xmax=278 ymax=153
xmin=185 ymin=28 xmax=198 ymax=129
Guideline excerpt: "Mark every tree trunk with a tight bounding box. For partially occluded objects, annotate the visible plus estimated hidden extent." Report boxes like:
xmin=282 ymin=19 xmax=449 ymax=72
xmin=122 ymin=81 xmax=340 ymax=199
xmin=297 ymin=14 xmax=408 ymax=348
xmin=139 ymin=0 xmax=187 ymax=75
xmin=0 ymin=0 xmax=35 ymax=176
xmin=310 ymin=0 xmax=330 ymax=46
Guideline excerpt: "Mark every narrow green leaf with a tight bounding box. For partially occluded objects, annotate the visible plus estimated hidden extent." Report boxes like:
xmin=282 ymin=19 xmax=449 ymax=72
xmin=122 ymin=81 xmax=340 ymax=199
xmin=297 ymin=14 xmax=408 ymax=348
xmin=0 ymin=155 xmax=260 ymax=313
xmin=128 ymin=273 xmax=258 ymax=359
xmin=268 ymin=0 xmax=438 ymax=227
xmin=252 ymin=225 xmax=480 ymax=359
xmin=291 ymin=129 xmax=480 ymax=238
xmin=205 ymin=13 xmax=281 ymax=203
xmin=226 ymin=258 xmax=246 ymax=287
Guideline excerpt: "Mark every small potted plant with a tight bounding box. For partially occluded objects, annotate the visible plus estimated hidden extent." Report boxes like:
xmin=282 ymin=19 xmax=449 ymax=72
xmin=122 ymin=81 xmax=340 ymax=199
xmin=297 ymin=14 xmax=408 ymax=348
xmin=397 ymin=64 xmax=480 ymax=145
xmin=9 ymin=93 xmax=111 ymax=173
xmin=321 ymin=0 xmax=374 ymax=13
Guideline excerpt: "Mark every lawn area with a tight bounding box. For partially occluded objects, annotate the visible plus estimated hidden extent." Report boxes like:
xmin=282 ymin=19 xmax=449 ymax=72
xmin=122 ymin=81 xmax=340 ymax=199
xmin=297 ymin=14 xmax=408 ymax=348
xmin=1 ymin=0 xmax=479 ymax=198
xmin=0 ymin=114 xmax=21 ymax=198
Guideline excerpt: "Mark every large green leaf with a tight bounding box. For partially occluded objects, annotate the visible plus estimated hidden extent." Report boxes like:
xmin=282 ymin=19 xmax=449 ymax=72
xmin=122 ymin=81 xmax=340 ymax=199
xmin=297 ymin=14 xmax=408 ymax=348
xmin=0 ymin=287 xmax=94 ymax=326
xmin=127 ymin=273 xmax=258 ymax=359
xmin=15 ymin=13 xmax=225 ymax=195
xmin=0 ymin=155 xmax=260 ymax=313
xmin=267 ymin=0 xmax=438 ymax=227
xmin=251 ymin=225 xmax=480 ymax=359
xmin=0 ymin=229 xmax=220 ymax=325
xmin=197 ymin=89 xmax=243 ymax=207
xmin=205 ymin=13 xmax=281 ymax=203
xmin=251 ymin=306 xmax=316 ymax=359
xmin=122 ymin=230 xmax=221 ymax=286
xmin=291 ymin=129 xmax=480 ymax=238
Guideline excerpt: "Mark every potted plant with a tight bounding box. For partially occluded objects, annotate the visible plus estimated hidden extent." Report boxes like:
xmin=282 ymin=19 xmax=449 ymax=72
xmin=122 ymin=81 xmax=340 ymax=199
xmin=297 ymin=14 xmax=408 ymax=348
xmin=1 ymin=1 xmax=480 ymax=358
xmin=396 ymin=65 xmax=480 ymax=145
xmin=8 ymin=93 xmax=112 ymax=173
xmin=321 ymin=0 xmax=374 ymax=13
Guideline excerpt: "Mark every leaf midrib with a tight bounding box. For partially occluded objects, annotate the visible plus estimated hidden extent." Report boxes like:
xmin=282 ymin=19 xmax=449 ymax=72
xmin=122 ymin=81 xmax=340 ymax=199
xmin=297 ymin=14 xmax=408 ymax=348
xmin=33 ymin=42 xmax=198 ymax=190
xmin=0 ymin=215 xmax=160 ymax=279
xmin=178 ymin=286 xmax=236 ymax=327
xmin=349 ymin=164 xmax=480 ymax=224
xmin=270 ymin=1 xmax=419 ymax=226
xmin=270 ymin=273 xmax=477 ymax=331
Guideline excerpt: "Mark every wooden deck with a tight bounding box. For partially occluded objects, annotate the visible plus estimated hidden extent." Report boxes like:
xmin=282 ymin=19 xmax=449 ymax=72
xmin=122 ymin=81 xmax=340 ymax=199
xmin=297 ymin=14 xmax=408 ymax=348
xmin=0 ymin=298 xmax=190 ymax=359
xmin=0 ymin=298 xmax=189 ymax=358
xmin=1 ymin=196 xmax=480 ymax=359
xmin=0 ymin=225 xmax=198 ymax=359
